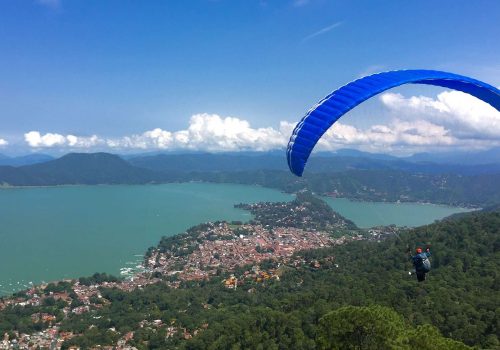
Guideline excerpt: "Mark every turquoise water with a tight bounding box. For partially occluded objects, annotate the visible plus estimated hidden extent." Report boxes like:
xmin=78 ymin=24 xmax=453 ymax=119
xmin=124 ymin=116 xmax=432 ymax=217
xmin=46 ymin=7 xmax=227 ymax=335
xmin=324 ymin=197 xmax=471 ymax=228
xmin=0 ymin=183 xmax=469 ymax=295
xmin=0 ymin=183 xmax=292 ymax=295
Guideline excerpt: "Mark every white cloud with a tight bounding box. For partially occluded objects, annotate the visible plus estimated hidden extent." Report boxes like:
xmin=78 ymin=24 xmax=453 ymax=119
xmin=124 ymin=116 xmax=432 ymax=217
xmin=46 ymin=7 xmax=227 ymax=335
xmin=314 ymin=119 xmax=458 ymax=154
xmin=177 ymin=113 xmax=285 ymax=151
xmin=24 ymin=131 xmax=102 ymax=148
xmin=105 ymin=129 xmax=172 ymax=150
xmin=283 ymin=88 xmax=500 ymax=154
xmin=107 ymin=114 xmax=288 ymax=152
xmin=132 ymin=113 xmax=482 ymax=154
xmin=66 ymin=135 xmax=102 ymax=148
xmin=0 ymin=138 xmax=8 ymax=147
xmin=380 ymin=91 xmax=500 ymax=140
xmin=25 ymin=131 xmax=66 ymax=148
xmin=21 ymin=96 xmax=500 ymax=155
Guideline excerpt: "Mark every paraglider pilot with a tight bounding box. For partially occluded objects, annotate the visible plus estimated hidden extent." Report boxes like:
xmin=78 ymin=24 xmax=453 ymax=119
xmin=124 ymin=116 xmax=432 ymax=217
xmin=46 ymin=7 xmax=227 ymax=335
xmin=411 ymin=246 xmax=431 ymax=282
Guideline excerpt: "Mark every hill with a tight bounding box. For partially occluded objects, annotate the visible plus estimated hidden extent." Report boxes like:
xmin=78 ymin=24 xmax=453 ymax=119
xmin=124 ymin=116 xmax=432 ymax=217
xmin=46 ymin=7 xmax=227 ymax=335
xmin=0 ymin=153 xmax=54 ymax=167
xmin=0 ymin=153 xmax=161 ymax=186
xmin=128 ymin=153 xmax=289 ymax=172
xmin=129 ymin=152 xmax=500 ymax=175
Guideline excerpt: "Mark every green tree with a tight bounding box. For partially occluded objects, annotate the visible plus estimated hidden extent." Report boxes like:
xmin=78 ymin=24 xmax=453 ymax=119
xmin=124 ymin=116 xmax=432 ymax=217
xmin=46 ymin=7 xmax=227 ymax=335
xmin=316 ymin=305 xmax=406 ymax=350
xmin=404 ymin=324 xmax=472 ymax=350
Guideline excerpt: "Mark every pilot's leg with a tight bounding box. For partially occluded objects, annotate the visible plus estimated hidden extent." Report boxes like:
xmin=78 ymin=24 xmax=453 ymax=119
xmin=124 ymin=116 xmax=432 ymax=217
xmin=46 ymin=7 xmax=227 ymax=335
xmin=416 ymin=271 xmax=426 ymax=282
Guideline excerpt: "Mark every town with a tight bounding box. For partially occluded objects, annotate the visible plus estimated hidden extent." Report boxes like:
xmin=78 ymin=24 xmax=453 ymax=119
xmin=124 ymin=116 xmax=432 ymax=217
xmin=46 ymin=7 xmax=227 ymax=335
xmin=0 ymin=193 xmax=400 ymax=349
xmin=145 ymin=221 xmax=347 ymax=283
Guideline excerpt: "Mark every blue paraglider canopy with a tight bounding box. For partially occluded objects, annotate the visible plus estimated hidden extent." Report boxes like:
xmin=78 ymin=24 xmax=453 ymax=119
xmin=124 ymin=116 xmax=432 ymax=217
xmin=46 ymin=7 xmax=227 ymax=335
xmin=287 ymin=70 xmax=500 ymax=176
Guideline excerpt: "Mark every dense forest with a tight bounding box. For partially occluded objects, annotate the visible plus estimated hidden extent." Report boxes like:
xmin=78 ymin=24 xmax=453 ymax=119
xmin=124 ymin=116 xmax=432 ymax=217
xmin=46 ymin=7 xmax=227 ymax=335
xmin=1 ymin=207 xmax=495 ymax=349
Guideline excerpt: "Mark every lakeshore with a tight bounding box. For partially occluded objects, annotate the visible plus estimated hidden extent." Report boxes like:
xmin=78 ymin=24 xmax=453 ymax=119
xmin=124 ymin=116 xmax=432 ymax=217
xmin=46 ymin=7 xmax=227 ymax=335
xmin=0 ymin=191 xmax=493 ymax=349
xmin=0 ymin=183 xmax=470 ymax=296
xmin=0 ymin=193 xmax=389 ymax=348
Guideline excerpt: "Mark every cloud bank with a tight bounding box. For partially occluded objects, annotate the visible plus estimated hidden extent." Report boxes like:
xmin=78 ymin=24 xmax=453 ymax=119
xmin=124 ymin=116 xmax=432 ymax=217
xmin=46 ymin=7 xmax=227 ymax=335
xmin=318 ymin=91 xmax=500 ymax=154
xmin=105 ymin=114 xmax=287 ymax=152
xmin=380 ymin=90 xmax=500 ymax=139
xmin=22 ymin=115 xmax=289 ymax=152
xmin=19 ymin=91 xmax=500 ymax=154
xmin=0 ymin=138 xmax=8 ymax=147
xmin=24 ymin=131 xmax=102 ymax=148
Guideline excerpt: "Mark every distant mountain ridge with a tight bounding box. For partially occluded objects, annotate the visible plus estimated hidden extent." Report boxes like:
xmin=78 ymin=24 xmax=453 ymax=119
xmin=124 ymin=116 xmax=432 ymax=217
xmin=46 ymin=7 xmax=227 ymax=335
xmin=0 ymin=153 xmax=161 ymax=186
xmin=2 ymin=151 xmax=500 ymax=181
xmin=3 ymin=147 xmax=500 ymax=170
xmin=128 ymin=153 xmax=289 ymax=172
xmin=0 ymin=153 xmax=54 ymax=166
xmin=128 ymin=152 xmax=500 ymax=175
xmin=405 ymin=147 xmax=500 ymax=164
xmin=328 ymin=147 xmax=500 ymax=165
xmin=1 ymin=152 xmax=499 ymax=207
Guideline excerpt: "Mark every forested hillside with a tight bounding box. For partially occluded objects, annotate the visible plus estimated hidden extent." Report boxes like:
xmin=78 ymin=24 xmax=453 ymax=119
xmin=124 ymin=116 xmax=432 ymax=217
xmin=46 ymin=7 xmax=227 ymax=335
xmin=0 ymin=153 xmax=162 ymax=186
xmin=52 ymin=209 xmax=500 ymax=349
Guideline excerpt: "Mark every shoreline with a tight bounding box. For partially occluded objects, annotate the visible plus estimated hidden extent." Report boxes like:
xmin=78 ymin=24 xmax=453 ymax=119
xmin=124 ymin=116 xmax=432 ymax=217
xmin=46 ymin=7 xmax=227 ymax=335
xmin=0 ymin=184 xmax=480 ymax=296
xmin=0 ymin=181 xmax=480 ymax=209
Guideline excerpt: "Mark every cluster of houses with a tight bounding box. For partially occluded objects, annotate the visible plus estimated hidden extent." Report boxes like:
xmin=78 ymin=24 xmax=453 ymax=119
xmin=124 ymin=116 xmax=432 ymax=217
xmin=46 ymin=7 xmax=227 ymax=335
xmin=146 ymin=221 xmax=348 ymax=284
xmin=0 ymin=202 xmax=399 ymax=349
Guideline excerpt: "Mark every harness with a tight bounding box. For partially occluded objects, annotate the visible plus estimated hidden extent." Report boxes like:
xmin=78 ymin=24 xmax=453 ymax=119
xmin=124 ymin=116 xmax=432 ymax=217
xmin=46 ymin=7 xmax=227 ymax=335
xmin=414 ymin=253 xmax=431 ymax=273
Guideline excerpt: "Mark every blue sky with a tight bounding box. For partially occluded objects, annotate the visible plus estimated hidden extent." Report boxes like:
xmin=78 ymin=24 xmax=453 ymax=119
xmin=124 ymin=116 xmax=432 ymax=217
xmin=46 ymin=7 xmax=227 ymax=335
xmin=0 ymin=0 xmax=499 ymax=155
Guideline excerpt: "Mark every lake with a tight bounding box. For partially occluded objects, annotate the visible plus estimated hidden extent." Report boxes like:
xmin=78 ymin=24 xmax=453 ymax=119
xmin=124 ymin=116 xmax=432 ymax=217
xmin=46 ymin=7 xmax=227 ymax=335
xmin=324 ymin=197 xmax=471 ymax=228
xmin=0 ymin=183 xmax=469 ymax=295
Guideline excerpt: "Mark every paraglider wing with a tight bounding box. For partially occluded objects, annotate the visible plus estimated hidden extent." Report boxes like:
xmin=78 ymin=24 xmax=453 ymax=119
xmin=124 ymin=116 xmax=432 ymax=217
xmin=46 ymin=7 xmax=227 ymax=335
xmin=287 ymin=70 xmax=500 ymax=176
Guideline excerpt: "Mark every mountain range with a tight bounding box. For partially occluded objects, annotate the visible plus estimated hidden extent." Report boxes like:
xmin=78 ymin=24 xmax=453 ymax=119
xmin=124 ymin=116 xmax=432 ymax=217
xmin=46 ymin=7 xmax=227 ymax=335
xmin=0 ymin=153 xmax=54 ymax=166
xmin=1 ymin=151 xmax=499 ymax=207
xmin=1 ymin=151 xmax=499 ymax=185
xmin=0 ymin=153 xmax=161 ymax=186
xmin=2 ymin=147 xmax=500 ymax=168
xmin=127 ymin=151 xmax=500 ymax=175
